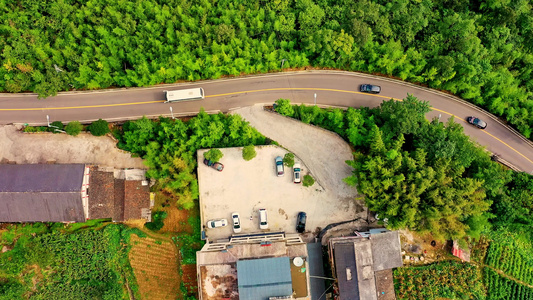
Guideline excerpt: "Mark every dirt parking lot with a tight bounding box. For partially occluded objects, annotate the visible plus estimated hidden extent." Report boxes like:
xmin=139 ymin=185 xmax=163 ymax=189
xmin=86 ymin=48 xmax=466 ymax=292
xmin=0 ymin=125 xmax=145 ymax=168
xmin=198 ymin=146 xmax=362 ymax=241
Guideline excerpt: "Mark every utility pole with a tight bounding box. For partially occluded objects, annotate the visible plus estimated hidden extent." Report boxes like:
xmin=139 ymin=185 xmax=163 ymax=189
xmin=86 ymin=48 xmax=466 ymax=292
xmin=169 ymin=107 xmax=175 ymax=119
xmin=314 ymin=93 xmax=317 ymax=106
xmin=46 ymin=115 xmax=66 ymax=133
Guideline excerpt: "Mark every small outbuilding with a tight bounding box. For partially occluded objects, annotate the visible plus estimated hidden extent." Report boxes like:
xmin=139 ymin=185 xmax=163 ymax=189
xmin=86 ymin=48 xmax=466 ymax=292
xmin=329 ymin=230 xmax=403 ymax=300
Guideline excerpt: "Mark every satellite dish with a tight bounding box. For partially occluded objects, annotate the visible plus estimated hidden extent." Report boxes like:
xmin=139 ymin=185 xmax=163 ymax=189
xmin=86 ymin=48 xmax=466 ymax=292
xmin=293 ymin=257 xmax=304 ymax=267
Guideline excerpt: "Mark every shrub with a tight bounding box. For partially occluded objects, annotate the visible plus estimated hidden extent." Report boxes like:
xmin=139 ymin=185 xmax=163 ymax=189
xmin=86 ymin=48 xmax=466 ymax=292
xmin=49 ymin=121 xmax=64 ymax=133
xmin=145 ymin=211 xmax=168 ymax=231
xmin=23 ymin=126 xmax=37 ymax=132
xmin=23 ymin=126 xmax=48 ymax=133
xmin=204 ymin=148 xmax=223 ymax=162
xmin=242 ymin=145 xmax=257 ymax=161
xmin=65 ymin=121 xmax=83 ymax=136
xmin=303 ymin=175 xmax=315 ymax=187
xmin=88 ymin=119 xmax=110 ymax=136
xmin=275 ymin=98 xmax=294 ymax=117
xmin=283 ymin=153 xmax=295 ymax=167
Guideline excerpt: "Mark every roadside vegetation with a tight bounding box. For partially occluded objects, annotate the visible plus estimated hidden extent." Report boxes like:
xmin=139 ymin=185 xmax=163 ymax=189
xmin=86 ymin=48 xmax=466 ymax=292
xmin=24 ymin=119 xmax=110 ymax=137
xmin=1 ymin=0 xmax=532 ymax=139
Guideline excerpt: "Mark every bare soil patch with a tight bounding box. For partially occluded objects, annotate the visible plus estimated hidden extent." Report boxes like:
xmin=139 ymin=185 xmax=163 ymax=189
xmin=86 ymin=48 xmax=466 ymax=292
xmin=181 ymin=264 xmax=198 ymax=296
xmin=159 ymin=206 xmax=192 ymax=233
xmin=399 ymin=230 xmax=452 ymax=264
xmin=0 ymin=125 xmax=144 ymax=168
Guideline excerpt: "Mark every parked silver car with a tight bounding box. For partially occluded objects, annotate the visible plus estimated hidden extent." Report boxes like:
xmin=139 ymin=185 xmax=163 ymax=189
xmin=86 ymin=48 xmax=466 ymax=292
xmin=275 ymin=156 xmax=284 ymax=177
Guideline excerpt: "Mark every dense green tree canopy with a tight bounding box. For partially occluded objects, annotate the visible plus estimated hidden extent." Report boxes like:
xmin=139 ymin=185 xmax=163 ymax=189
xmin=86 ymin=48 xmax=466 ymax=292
xmin=1 ymin=0 xmax=532 ymax=139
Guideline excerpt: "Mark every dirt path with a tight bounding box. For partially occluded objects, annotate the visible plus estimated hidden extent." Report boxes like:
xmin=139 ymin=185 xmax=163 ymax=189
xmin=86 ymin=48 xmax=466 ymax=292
xmin=0 ymin=125 xmax=145 ymax=168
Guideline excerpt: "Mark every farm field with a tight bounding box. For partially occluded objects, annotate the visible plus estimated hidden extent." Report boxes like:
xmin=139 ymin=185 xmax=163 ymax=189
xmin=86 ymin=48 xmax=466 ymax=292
xmin=484 ymin=267 xmax=533 ymax=300
xmin=0 ymin=223 xmax=139 ymax=300
xmin=128 ymin=234 xmax=181 ymax=300
xmin=393 ymin=261 xmax=485 ymax=300
xmin=484 ymin=240 xmax=533 ymax=286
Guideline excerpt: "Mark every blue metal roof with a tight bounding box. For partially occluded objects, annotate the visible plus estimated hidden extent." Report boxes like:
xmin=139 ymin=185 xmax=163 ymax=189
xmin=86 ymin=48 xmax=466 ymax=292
xmin=237 ymin=257 xmax=293 ymax=300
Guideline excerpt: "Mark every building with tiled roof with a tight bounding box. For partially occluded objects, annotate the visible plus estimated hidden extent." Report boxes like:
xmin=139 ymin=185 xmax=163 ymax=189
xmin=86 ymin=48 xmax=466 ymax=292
xmin=0 ymin=164 xmax=152 ymax=223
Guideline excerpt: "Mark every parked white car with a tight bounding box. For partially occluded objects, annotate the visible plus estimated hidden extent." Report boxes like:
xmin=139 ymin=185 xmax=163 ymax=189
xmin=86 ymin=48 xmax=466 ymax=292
xmin=207 ymin=219 xmax=228 ymax=228
xmin=259 ymin=209 xmax=268 ymax=229
xmin=293 ymin=163 xmax=301 ymax=184
xmin=232 ymin=212 xmax=241 ymax=233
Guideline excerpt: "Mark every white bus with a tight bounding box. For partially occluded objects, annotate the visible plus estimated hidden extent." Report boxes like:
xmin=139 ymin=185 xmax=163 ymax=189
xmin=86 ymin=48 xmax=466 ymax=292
xmin=165 ymin=88 xmax=205 ymax=102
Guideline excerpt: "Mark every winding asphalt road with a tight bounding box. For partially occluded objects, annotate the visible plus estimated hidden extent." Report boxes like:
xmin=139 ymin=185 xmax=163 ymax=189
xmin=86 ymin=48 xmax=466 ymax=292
xmin=0 ymin=70 xmax=532 ymax=173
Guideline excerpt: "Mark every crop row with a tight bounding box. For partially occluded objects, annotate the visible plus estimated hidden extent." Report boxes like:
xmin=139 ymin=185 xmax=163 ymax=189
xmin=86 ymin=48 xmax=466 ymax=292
xmin=485 ymin=242 xmax=533 ymax=285
xmin=484 ymin=267 xmax=533 ymax=300
xmin=394 ymin=261 xmax=485 ymax=300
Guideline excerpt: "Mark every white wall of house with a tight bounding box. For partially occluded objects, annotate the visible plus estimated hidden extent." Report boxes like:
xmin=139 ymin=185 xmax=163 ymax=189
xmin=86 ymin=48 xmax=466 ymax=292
xmin=81 ymin=165 xmax=90 ymax=220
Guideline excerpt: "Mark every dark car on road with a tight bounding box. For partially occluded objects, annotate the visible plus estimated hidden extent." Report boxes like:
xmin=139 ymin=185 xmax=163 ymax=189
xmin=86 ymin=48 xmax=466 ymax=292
xmin=296 ymin=212 xmax=307 ymax=233
xmin=360 ymin=84 xmax=381 ymax=94
xmin=203 ymin=158 xmax=224 ymax=171
xmin=466 ymin=116 xmax=487 ymax=129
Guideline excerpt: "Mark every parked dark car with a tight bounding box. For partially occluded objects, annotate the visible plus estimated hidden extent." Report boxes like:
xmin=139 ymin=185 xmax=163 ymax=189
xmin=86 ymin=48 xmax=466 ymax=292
xmin=203 ymin=158 xmax=224 ymax=171
xmin=466 ymin=116 xmax=487 ymax=129
xmin=296 ymin=212 xmax=307 ymax=233
xmin=360 ymin=84 xmax=381 ymax=94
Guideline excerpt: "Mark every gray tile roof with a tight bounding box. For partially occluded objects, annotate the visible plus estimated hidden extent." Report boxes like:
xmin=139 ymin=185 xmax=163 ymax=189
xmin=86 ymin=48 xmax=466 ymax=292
xmin=0 ymin=164 xmax=85 ymax=192
xmin=0 ymin=164 xmax=85 ymax=222
xmin=237 ymin=257 xmax=293 ymax=300
xmin=0 ymin=192 xmax=85 ymax=222
xmin=332 ymin=231 xmax=403 ymax=300
xmin=354 ymin=240 xmax=377 ymax=300
xmin=307 ymin=243 xmax=326 ymax=300
xmin=334 ymin=243 xmax=359 ymax=300
xmin=371 ymin=231 xmax=403 ymax=271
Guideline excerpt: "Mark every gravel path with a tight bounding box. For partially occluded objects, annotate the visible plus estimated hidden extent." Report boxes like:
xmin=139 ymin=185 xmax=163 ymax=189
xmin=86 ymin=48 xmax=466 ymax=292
xmin=0 ymin=125 xmax=145 ymax=169
xmin=232 ymin=104 xmax=357 ymax=199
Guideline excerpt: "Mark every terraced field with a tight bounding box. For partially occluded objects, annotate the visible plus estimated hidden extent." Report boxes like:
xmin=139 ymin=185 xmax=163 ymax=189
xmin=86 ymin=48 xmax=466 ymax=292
xmin=129 ymin=234 xmax=181 ymax=300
